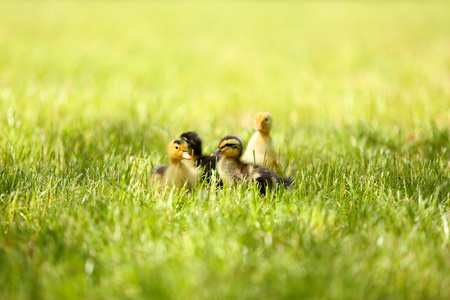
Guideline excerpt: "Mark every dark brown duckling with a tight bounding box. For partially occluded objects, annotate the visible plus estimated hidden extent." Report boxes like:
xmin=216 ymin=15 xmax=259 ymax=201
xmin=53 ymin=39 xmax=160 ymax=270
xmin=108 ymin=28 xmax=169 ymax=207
xmin=180 ymin=131 xmax=220 ymax=183
xmin=211 ymin=135 xmax=293 ymax=194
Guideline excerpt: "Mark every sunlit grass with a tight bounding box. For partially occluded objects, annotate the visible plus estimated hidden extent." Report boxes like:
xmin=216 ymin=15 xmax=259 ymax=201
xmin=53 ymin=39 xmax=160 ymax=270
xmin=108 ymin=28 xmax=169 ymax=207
xmin=1 ymin=1 xmax=449 ymax=299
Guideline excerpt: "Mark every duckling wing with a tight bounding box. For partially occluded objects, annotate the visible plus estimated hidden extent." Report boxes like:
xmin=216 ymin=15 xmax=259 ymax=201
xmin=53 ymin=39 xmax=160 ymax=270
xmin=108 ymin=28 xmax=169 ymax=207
xmin=252 ymin=165 xmax=277 ymax=192
xmin=154 ymin=164 xmax=168 ymax=175
xmin=252 ymin=165 xmax=294 ymax=193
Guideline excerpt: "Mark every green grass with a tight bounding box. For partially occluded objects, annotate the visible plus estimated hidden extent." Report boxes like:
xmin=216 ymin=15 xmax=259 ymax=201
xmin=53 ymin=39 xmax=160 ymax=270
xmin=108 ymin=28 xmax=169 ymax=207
xmin=1 ymin=1 xmax=449 ymax=299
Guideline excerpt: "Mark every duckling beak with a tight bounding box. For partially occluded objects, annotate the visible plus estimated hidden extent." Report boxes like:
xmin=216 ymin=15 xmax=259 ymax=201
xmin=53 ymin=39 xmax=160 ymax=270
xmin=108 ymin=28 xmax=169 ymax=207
xmin=210 ymin=148 xmax=222 ymax=156
xmin=181 ymin=151 xmax=192 ymax=160
xmin=254 ymin=123 xmax=263 ymax=131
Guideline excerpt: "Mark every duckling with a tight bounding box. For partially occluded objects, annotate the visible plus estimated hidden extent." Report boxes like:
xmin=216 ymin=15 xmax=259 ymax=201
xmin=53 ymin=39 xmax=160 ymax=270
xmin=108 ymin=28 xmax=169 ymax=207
xmin=153 ymin=139 xmax=198 ymax=187
xmin=211 ymin=135 xmax=293 ymax=194
xmin=180 ymin=131 xmax=220 ymax=182
xmin=242 ymin=112 xmax=279 ymax=169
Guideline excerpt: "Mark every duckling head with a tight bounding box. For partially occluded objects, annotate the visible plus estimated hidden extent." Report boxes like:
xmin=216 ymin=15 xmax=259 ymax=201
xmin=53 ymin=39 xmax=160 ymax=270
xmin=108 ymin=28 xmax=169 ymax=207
xmin=211 ymin=135 xmax=243 ymax=159
xmin=180 ymin=131 xmax=202 ymax=158
xmin=254 ymin=112 xmax=273 ymax=133
xmin=168 ymin=139 xmax=192 ymax=163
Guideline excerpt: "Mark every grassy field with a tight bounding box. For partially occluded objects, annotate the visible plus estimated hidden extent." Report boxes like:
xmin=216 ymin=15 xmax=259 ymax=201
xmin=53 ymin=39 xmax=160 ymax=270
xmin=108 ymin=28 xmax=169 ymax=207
xmin=1 ymin=1 xmax=449 ymax=299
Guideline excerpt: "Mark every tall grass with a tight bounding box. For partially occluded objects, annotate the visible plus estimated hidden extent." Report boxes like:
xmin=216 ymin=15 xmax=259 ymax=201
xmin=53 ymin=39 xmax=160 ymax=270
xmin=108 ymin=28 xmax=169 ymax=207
xmin=1 ymin=1 xmax=449 ymax=299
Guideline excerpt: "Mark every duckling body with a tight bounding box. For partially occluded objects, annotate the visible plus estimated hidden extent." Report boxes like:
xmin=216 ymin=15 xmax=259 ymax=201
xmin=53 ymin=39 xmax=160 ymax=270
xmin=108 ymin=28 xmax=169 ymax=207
xmin=243 ymin=131 xmax=277 ymax=168
xmin=211 ymin=136 xmax=292 ymax=194
xmin=154 ymin=139 xmax=198 ymax=187
xmin=243 ymin=112 xmax=278 ymax=169
xmin=162 ymin=162 xmax=197 ymax=187
xmin=180 ymin=131 xmax=220 ymax=182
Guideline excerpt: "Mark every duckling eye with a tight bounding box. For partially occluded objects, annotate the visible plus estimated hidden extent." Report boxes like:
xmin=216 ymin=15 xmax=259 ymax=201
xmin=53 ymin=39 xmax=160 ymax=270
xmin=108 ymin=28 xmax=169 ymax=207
xmin=175 ymin=146 xmax=179 ymax=150
xmin=265 ymin=118 xmax=268 ymax=122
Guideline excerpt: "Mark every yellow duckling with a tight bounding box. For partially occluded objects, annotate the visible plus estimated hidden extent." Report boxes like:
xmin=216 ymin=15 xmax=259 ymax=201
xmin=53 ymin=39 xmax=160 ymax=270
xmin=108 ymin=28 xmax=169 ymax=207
xmin=242 ymin=112 xmax=278 ymax=169
xmin=211 ymin=135 xmax=293 ymax=194
xmin=154 ymin=139 xmax=198 ymax=187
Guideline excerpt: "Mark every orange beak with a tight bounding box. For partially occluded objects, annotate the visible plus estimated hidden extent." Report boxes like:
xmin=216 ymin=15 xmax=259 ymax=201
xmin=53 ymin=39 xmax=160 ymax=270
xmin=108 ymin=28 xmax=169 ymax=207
xmin=254 ymin=123 xmax=263 ymax=131
xmin=181 ymin=151 xmax=192 ymax=160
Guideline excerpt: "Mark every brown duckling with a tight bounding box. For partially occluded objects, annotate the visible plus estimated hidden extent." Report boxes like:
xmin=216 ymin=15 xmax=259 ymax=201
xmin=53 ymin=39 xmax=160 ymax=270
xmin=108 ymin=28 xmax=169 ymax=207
xmin=154 ymin=139 xmax=198 ymax=187
xmin=242 ymin=112 xmax=278 ymax=169
xmin=180 ymin=131 xmax=220 ymax=182
xmin=211 ymin=135 xmax=293 ymax=194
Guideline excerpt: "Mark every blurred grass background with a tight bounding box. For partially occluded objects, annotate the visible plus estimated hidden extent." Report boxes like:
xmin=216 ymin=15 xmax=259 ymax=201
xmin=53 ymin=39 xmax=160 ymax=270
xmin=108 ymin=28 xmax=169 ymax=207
xmin=1 ymin=1 xmax=449 ymax=131
xmin=1 ymin=1 xmax=449 ymax=299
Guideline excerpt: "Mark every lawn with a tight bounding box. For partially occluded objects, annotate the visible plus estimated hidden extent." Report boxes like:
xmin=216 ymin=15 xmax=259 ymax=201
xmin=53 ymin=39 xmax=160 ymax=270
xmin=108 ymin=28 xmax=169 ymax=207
xmin=1 ymin=1 xmax=449 ymax=299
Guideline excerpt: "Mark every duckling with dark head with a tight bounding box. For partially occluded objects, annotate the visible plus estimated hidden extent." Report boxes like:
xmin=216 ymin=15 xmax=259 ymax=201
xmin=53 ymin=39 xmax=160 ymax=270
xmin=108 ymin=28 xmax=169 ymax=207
xmin=180 ymin=131 xmax=220 ymax=182
xmin=211 ymin=135 xmax=293 ymax=194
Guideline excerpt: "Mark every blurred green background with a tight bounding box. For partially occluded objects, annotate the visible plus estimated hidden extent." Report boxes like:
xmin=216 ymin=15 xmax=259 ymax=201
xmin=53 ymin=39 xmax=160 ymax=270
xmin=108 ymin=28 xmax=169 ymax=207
xmin=2 ymin=1 xmax=448 ymax=133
